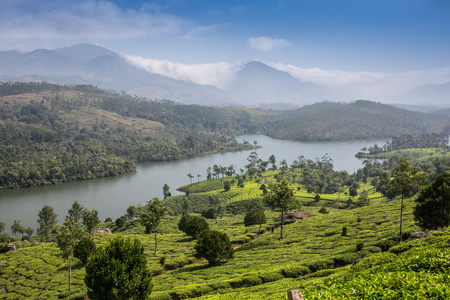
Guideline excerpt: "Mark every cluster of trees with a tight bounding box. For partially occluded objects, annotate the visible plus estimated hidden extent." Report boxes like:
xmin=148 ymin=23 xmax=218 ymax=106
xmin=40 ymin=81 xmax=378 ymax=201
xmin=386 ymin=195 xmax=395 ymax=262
xmin=357 ymin=133 xmax=449 ymax=156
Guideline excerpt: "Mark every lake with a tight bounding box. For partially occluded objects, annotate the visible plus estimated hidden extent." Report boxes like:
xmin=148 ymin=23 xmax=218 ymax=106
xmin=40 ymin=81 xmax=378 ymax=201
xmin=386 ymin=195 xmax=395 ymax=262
xmin=0 ymin=135 xmax=388 ymax=234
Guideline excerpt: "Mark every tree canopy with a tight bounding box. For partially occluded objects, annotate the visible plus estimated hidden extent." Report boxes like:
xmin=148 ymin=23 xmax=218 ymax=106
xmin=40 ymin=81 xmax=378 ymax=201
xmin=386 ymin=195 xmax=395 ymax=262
xmin=414 ymin=172 xmax=450 ymax=230
xmin=84 ymin=235 xmax=152 ymax=300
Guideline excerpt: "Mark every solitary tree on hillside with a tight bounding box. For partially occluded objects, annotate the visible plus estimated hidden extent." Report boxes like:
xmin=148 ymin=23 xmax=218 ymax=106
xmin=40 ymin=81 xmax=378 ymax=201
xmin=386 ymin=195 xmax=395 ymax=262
xmin=387 ymin=157 xmax=427 ymax=243
xmin=140 ymin=197 xmax=167 ymax=254
xmin=57 ymin=210 xmax=86 ymax=291
xmin=194 ymin=230 xmax=233 ymax=266
xmin=264 ymin=179 xmax=299 ymax=239
xmin=37 ymin=205 xmax=58 ymax=242
xmin=414 ymin=172 xmax=450 ymax=230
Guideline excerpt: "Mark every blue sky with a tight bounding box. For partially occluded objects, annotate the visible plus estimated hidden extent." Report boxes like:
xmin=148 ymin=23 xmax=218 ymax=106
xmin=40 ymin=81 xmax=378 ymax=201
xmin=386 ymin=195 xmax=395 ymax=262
xmin=1 ymin=0 xmax=450 ymax=102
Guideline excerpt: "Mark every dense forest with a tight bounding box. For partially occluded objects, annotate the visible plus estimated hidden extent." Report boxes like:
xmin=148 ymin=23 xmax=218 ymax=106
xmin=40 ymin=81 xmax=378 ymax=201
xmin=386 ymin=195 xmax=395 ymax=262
xmin=265 ymin=100 xmax=450 ymax=141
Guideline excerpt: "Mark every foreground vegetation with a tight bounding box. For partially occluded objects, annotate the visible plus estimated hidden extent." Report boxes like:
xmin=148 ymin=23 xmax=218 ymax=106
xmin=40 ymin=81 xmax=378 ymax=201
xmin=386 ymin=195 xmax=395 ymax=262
xmin=2 ymin=144 xmax=450 ymax=299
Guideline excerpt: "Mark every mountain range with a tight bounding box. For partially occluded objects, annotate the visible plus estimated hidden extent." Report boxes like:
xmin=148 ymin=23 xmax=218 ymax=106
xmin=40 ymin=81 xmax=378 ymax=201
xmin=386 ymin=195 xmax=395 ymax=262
xmin=0 ymin=43 xmax=448 ymax=108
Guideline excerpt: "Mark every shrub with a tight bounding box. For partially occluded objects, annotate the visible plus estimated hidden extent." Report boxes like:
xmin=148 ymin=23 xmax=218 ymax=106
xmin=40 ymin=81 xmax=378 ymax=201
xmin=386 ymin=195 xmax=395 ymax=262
xmin=356 ymin=241 xmax=364 ymax=251
xmin=332 ymin=253 xmax=360 ymax=267
xmin=341 ymin=226 xmax=347 ymax=236
xmin=104 ymin=217 xmax=113 ymax=223
xmin=202 ymin=208 xmax=217 ymax=219
xmin=281 ymin=265 xmax=310 ymax=278
xmin=115 ymin=216 xmax=126 ymax=228
xmin=179 ymin=215 xmax=209 ymax=238
xmin=305 ymin=259 xmax=334 ymax=272
xmin=258 ymin=271 xmax=284 ymax=283
xmin=375 ymin=238 xmax=397 ymax=251
xmin=194 ymin=230 xmax=233 ymax=266
xmin=318 ymin=206 xmax=329 ymax=214
xmin=21 ymin=236 xmax=31 ymax=241
xmin=84 ymin=235 xmax=152 ymax=299
xmin=73 ymin=236 xmax=96 ymax=264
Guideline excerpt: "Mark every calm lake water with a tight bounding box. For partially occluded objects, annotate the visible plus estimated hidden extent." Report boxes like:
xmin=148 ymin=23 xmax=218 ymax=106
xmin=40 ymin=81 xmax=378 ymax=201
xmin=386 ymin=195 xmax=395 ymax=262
xmin=0 ymin=135 xmax=388 ymax=234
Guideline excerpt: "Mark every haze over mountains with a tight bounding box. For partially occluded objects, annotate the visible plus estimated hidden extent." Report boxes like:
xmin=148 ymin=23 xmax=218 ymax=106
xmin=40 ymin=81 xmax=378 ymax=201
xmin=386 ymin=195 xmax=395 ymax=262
xmin=0 ymin=43 xmax=449 ymax=108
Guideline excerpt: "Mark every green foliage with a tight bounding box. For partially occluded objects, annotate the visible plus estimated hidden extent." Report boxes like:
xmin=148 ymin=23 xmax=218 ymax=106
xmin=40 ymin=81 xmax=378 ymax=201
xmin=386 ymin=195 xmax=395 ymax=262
xmin=224 ymin=181 xmax=231 ymax=191
xmin=73 ymin=237 xmax=96 ymax=264
xmin=388 ymin=157 xmax=428 ymax=242
xmin=178 ymin=215 xmax=209 ymax=238
xmin=37 ymin=205 xmax=58 ymax=242
xmin=244 ymin=208 xmax=267 ymax=227
xmin=264 ymin=179 xmax=299 ymax=239
xmin=140 ymin=198 xmax=166 ymax=235
xmin=115 ymin=216 xmax=126 ymax=228
xmin=0 ymin=221 xmax=6 ymax=233
xmin=194 ymin=230 xmax=233 ymax=266
xmin=82 ymin=208 xmax=100 ymax=233
xmin=318 ymin=206 xmax=329 ymax=214
xmin=414 ymin=171 xmax=450 ymax=230
xmin=266 ymin=100 xmax=450 ymax=141
xmin=140 ymin=197 xmax=167 ymax=254
xmin=202 ymin=208 xmax=217 ymax=219
xmin=84 ymin=235 xmax=152 ymax=300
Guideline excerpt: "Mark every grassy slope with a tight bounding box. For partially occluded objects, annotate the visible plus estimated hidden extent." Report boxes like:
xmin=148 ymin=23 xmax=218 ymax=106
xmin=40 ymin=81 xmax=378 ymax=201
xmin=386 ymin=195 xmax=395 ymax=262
xmin=1 ymin=165 xmax=428 ymax=300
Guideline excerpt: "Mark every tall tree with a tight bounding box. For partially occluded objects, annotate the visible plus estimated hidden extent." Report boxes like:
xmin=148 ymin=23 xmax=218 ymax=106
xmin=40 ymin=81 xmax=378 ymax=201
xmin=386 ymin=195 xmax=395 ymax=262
xmin=140 ymin=197 xmax=167 ymax=254
xmin=57 ymin=213 xmax=86 ymax=291
xmin=187 ymin=173 xmax=194 ymax=184
xmin=387 ymin=157 xmax=427 ymax=243
xmin=264 ymin=179 xmax=299 ymax=239
xmin=414 ymin=172 xmax=450 ymax=230
xmin=37 ymin=205 xmax=58 ymax=242
xmin=67 ymin=201 xmax=84 ymax=223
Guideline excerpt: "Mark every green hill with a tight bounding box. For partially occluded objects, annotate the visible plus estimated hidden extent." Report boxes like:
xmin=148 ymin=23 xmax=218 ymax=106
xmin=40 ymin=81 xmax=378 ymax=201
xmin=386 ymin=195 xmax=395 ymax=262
xmin=264 ymin=100 xmax=450 ymax=141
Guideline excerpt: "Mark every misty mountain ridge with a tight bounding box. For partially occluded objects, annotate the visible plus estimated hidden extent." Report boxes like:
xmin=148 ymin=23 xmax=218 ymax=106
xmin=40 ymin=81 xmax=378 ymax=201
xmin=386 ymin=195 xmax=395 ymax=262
xmin=0 ymin=43 xmax=449 ymax=107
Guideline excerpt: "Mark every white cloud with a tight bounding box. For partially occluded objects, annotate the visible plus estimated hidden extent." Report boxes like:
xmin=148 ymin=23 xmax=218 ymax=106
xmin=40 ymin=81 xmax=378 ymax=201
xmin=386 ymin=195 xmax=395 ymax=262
xmin=269 ymin=62 xmax=450 ymax=99
xmin=0 ymin=0 xmax=185 ymax=40
xmin=125 ymin=55 xmax=240 ymax=88
xmin=247 ymin=36 xmax=290 ymax=52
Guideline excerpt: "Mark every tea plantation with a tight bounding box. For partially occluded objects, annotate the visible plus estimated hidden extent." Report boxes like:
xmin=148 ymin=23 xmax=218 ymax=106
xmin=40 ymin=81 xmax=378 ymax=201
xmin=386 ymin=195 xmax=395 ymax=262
xmin=1 ymin=154 xmax=450 ymax=299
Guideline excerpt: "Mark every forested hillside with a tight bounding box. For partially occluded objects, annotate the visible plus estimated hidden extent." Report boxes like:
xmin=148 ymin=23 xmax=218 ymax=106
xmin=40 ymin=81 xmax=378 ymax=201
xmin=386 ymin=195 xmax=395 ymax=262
xmin=264 ymin=100 xmax=450 ymax=141
xmin=1 ymin=82 xmax=450 ymax=189
xmin=0 ymin=82 xmax=260 ymax=189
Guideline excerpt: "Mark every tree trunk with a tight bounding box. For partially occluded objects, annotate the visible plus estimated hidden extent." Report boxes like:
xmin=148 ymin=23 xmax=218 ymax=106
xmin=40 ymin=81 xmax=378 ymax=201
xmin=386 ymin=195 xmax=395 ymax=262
xmin=154 ymin=232 xmax=157 ymax=255
xmin=280 ymin=211 xmax=284 ymax=239
xmin=68 ymin=257 xmax=72 ymax=291
xmin=399 ymin=195 xmax=404 ymax=243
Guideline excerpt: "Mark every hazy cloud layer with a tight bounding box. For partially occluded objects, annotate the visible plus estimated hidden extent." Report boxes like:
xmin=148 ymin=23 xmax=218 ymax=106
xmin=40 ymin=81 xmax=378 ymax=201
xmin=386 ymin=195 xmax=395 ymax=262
xmin=247 ymin=36 xmax=290 ymax=51
xmin=269 ymin=63 xmax=450 ymax=99
xmin=0 ymin=0 xmax=185 ymax=41
xmin=125 ymin=55 xmax=240 ymax=88
xmin=126 ymin=55 xmax=450 ymax=101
